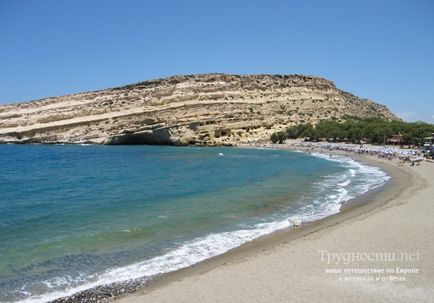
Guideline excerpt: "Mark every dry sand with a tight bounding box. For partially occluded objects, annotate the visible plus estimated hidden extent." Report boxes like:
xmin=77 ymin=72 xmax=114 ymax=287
xmin=115 ymin=152 xmax=434 ymax=303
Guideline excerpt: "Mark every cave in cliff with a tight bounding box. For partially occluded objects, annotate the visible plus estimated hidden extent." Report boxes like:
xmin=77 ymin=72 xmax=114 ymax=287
xmin=107 ymin=129 xmax=173 ymax=145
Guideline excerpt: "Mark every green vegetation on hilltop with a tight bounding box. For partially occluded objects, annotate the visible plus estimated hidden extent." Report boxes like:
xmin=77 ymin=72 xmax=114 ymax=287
xmin=270 ymin=117 xmax=434 ymax=145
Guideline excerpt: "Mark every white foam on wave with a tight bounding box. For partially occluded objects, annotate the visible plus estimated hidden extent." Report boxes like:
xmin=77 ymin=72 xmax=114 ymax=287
xmin=288 ymin=152 xmax=390 ymax=224
xmin=16 ymin=152 xmax=391 ymax=303
xmin=338 ymin=179 xmax=351 ymax=187
xmin=310 ymin=152 xmax=390 ymax=209
xmin=17 ymin=221 xmax=293 ymax=303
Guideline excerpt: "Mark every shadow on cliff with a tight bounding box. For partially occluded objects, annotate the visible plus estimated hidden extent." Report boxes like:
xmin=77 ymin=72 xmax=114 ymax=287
xmin=106 ymin=129 xmax=173 ymax=145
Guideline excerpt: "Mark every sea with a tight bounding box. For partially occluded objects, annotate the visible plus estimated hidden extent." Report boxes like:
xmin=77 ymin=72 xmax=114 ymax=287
xmin=0 ymin=145 xmax=390 ymax=302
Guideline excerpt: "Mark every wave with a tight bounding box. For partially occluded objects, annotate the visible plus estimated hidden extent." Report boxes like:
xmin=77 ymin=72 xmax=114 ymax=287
xmin=14 ymin=152 xmax=390 ymax=303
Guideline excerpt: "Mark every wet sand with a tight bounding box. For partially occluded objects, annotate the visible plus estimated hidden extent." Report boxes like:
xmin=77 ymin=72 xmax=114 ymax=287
xmin=114 ymin=149 xmax=434 ymax=303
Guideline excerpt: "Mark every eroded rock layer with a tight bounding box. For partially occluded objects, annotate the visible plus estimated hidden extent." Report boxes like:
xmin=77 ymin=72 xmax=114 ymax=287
xmin=0 ymin=74 xmax=399 ymax=145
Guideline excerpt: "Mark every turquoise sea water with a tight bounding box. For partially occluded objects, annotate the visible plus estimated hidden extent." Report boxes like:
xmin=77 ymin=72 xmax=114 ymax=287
xmin=0 ymin=145 xmax=389 ymax=302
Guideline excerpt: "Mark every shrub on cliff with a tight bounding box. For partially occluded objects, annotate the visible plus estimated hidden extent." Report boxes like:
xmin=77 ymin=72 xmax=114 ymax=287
xmin=270 ymin=131 xmax=288 ymax=144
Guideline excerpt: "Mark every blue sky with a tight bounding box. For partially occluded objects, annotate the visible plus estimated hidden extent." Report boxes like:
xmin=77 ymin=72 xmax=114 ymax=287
xmin=1 ymin=0 xmax=433 ymax=122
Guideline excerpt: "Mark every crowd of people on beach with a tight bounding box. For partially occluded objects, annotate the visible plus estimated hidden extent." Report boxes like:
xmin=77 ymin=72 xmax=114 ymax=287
xmin=290 ymin=142 xmax=425 ymax=166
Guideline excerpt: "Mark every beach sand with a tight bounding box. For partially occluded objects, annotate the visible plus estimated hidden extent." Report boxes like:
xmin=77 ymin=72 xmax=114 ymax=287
xmin=115 ymin=151 xmax=434 ymax=303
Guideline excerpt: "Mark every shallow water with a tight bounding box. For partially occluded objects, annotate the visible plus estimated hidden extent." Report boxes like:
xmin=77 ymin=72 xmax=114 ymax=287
xmin=0 ymin=145 xmax=389 ymax=302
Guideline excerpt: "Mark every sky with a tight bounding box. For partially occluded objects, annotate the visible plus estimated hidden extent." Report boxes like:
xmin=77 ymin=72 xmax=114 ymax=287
xmin=0 ymin=0 xmax=433 ymax=122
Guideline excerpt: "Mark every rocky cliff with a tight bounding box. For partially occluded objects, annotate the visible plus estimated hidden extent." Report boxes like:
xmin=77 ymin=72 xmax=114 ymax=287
xmin=0 ymin=74 xmax=399 ymax=145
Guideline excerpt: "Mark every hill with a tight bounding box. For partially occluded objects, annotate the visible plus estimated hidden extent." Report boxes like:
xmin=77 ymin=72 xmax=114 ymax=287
xmin=0 ymin=74 xmax=400 ymax=145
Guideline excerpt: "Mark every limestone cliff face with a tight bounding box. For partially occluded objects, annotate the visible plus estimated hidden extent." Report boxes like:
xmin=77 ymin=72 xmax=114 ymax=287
xmin=0 ymin=74 xmax=399 ymax=145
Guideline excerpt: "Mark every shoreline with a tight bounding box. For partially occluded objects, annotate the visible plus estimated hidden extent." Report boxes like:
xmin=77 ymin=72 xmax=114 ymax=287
xmin=109 ymin=146 xmax=424 ymax=303
xmin=5 ymin=145 xmax=399 ymax=303
xmin=35 ymin=145 xmax=399 ymax=303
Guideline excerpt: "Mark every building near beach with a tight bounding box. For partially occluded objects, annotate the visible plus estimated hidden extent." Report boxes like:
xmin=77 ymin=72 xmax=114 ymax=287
xmin=387 ymin=133 xmax=402 ymax=145
xmin=423 ymin=133 xmax=434 ymax=150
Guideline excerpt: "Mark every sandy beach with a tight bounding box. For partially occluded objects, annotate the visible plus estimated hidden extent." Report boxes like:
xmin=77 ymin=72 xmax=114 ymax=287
xmin=114 ymin=147 xmax=434 ymax=303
